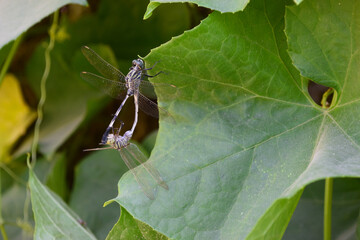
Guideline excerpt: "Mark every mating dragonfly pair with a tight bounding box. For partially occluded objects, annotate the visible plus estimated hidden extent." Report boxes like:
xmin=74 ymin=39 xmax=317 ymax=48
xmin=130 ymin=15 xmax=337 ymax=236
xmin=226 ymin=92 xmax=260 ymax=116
xmin=81 ymin=46 xmax=171 ymax=199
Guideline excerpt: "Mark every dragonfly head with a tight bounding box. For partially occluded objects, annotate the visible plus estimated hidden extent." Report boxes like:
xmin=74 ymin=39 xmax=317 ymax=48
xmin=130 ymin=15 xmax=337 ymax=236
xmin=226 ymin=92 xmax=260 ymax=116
xmin=132 ymin=59 xmax=145 ymax=69
xmin=105 ymin=133 xmax=116 ymax=145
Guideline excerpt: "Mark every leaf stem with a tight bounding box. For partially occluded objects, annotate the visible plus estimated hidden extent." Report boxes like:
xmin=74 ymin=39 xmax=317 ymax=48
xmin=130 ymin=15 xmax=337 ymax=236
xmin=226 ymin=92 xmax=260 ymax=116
xmin=30 ymin=11 xmax=59 ymax=167
xmin=0 ymin=33 xmax=24 ymax=86
xmin=320 ymin=88 xmax=334 ymax=108
xmin=324 ymin=177 xmax=333 ymax=240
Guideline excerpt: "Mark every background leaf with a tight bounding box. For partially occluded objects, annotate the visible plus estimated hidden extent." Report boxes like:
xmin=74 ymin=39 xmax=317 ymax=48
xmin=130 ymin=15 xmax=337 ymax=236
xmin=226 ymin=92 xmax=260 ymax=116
xmin=110 ymin=0 xmax=360 ymax=239
xmin=29 ymin=167 xmax=97 ymax=240
xmin=0 ymin=74 xmax=35 ymax=162
xmin=69 ymin=149 xmax=128 ymax=239
xmin=284 ymin=178 xmax=360 ymax=240
xmin=0 ymin=0 xmax=87 ymax=49
xmin=1 ymin=157 xmax=71 ymax=240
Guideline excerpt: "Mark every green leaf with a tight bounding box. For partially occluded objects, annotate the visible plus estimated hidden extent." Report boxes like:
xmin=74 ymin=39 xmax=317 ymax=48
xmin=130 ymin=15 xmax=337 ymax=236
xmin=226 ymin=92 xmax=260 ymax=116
xmin=69 ymin=149 xmax=129 ymax=239
xmin=144 ymin=0 xmax=250 ymax=19
xmin=106 ymin=207 xmax=168 ymax=240
xmin=28 ymin=167 xmax=97 ymax=240
xmin=284 ymin=179 xmax=360 ymax=240
xmin=109 ymin=0 xmax=360 ymax=238
xmin=0 ymin=0 xmax=87 ymax=49
xmin=286 ymin=0 xmax=359 ymax=102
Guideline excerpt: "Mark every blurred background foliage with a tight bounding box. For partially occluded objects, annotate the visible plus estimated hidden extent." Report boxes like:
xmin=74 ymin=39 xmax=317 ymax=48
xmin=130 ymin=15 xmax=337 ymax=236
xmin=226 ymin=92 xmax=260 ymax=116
xmin=0 ymin=0 xmax=208 ymax=239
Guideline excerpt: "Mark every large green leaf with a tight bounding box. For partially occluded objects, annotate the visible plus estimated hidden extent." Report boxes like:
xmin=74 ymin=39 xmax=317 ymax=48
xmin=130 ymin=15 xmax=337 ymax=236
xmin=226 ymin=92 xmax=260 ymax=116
xmin=29 ymin=167 xmax=97 ymax=240
xmin=109 ymin=0 xmax=360 ymax=239
xmin=0 ymin=0 xmax=87 ymax=49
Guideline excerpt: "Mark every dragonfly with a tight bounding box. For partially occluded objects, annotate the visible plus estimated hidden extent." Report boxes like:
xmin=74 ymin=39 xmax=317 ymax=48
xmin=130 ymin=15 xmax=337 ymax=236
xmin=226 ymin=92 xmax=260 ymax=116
xmin=84 ymin=122 xmax=169 ymax=200
xmin=80 ymin=46 xmax=174 ymax=144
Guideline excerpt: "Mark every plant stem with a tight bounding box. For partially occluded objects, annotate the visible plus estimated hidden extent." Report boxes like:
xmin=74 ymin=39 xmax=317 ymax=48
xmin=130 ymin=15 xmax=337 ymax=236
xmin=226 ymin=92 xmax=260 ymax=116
xmin=324 ymin=177 xmax=333 ymax=240
xmin=320 ymin=88 xmax=334 ymax=108
xmin=30 ymin=11 xmax=59 ymax=167
xmin=0 ymin=33 xmax=24 ymax=85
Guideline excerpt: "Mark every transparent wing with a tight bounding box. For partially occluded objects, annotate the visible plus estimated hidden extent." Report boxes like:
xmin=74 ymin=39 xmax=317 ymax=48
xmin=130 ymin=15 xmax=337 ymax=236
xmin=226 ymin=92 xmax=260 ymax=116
xmin=139 ymin=81 xmax=176 ymax=99
xmin=81 ymin=46 xmax=125 ymax=82
xmin=126 ymin=143 xmax=169 ymax=190
xmin=80 ymin=72 xmax=127 ymax=99
xmin=118 ymin=147 xmax=155 ymax=200
xmin=138 ymin=93 xmax=175 ymax=123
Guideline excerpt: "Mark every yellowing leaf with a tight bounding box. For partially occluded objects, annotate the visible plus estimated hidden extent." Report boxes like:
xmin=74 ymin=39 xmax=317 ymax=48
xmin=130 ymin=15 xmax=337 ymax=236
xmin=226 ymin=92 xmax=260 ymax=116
xmin=0 ymin=74 xmax=35 ymax=162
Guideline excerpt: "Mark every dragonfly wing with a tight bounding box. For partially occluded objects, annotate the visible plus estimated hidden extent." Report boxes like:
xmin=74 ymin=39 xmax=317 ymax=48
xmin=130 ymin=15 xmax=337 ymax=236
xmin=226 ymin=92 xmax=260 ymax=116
xmin=137 ymin=93 xmax=159 ymax=118
xmin=118 ymin=147 xmax=155 ymax=200
xmin=127 ymin=143 xmax=169 ymax=190
xmin=139 ymin=80 xmax=176 ymax=99
xmin=138 ymin=93 xmax=175 ymax=123
xmin=81 ymin=46 xmax=125 ymax=82
xmin=80 ymin=72 xmax=127 ymax=99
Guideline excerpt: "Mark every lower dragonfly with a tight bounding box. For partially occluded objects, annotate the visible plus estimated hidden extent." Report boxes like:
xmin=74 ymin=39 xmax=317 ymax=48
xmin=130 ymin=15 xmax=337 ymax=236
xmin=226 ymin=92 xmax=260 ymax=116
xmin=80 ymin=46 xmax=174 ymax=144
xmin=84 ymin=122 xmax=169 ymax=200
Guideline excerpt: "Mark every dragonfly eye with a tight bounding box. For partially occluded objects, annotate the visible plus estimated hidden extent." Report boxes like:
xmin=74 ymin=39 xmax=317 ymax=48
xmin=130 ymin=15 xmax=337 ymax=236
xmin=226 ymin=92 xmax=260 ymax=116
xmin=137 ymin=59 xmax=144 ymax=68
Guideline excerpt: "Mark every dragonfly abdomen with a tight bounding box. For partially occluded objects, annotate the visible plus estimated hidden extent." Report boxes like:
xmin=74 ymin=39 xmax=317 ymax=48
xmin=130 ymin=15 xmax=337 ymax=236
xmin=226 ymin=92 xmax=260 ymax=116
xmin=113 ymin=131 xmax=132 ymax=149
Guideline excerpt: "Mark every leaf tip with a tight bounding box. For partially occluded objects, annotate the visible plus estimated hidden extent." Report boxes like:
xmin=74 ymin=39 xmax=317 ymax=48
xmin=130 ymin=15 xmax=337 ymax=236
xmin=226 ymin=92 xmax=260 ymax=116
xmin=143 ymin=2 xmax=161 ymax=20
xmin=103 ymin=199 xmax=115 ymax=207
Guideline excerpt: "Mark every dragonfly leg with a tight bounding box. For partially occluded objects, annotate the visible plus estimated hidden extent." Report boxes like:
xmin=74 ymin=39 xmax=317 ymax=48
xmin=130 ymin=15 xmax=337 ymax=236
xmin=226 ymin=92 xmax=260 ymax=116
xmin=143 ymin=61 xmax=159 ymax=71
xmin=144 ymin=71 xmax=165 ymax=78
xmin=117 ymin=121 xmax=124 ymax=135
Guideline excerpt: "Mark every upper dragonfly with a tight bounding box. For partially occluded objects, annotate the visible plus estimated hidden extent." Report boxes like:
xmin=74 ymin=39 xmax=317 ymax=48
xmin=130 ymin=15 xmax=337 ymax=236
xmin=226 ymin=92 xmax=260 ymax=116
xmin=80 ymin=46 xmax=174 ymax=144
